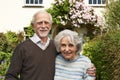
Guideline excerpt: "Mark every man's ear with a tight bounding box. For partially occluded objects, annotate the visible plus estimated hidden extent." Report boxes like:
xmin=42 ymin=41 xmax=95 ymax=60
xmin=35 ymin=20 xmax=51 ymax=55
xmin=50 ymin=24 xmax=52 ymax=30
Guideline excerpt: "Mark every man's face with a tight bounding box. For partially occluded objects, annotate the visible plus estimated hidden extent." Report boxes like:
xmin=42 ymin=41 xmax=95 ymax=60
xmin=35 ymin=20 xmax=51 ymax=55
xmin=32 ymin=13 xmax=52 ymax=38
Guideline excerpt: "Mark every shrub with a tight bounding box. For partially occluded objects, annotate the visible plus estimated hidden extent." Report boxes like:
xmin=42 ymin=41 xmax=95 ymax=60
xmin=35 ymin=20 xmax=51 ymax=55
xmin=24 ymin=25 xmax=34 ymax=39
xmin=83 ymin=30 xmax=120 ymax=80
xmin=105 ymin=0 xmax=120 ymax=30
xmin=47 ymin=0 xmax=103 ymax=39
xmin=0 ymin=31 xmax=24 ymax=79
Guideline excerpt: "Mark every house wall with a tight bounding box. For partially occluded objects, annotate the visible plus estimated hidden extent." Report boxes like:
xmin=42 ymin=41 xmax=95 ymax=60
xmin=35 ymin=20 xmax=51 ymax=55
xmin=0 ymin=0 xmax=105 ymax=33
xmin=0 ymin=0 xmax=54 ymax=33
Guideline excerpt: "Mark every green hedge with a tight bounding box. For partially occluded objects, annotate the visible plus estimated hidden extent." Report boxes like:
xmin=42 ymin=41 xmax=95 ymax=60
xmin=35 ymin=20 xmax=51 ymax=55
xmin=83 ymin=30 xmax=120 ymax=80
xmin=0 ymin=31 xmax=24 ymax=79
xmin=105 ymin=0 xmax=120 ymax=30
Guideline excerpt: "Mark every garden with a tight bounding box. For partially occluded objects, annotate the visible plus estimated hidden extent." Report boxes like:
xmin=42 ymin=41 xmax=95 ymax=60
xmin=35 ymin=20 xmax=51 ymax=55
xmin=0 ymin=0 xmax=120 ymax=80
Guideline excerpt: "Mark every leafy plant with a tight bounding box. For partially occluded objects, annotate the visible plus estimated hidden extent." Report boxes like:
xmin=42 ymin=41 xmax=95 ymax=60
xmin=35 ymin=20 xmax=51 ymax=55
xmin=83 ymin=30 xmax=120 ymax=80
xmin=0 ymin=31 xmax=24 ymax=79
xmin=105 ymin=0 xmax=120 ymax=30
xmin=47 ymin=0 xmax=104 ymax=39
xmin=47 ymin=0 xmax=103 ymax=28
xmin=24 ymin=25 xmax=34 ymax=39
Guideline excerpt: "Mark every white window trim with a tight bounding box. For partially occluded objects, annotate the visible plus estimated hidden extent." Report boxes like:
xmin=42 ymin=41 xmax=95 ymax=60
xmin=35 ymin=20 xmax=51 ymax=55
xmin=24 ymin=4 xmax=44 ymax=7
xmin=89 ymin=4 xmax=106 ymax=7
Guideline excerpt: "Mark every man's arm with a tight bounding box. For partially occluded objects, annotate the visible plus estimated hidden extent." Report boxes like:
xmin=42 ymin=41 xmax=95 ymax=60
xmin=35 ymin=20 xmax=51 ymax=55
xmin=5 ymin=45 xmax=23 ymax=80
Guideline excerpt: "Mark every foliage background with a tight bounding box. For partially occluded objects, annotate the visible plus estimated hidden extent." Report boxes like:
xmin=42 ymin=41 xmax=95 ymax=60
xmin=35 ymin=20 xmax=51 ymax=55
xmin=47 ymin=0 xmax=103 ymax=39
xmin=83 ymin=0 xmax=120 ymax=80
xmin=105 ymin=0 xmax=120 ymax=30
xmin=0 ymin=31 xmax=24 ymax=80
xmin=83 ymin=30 xmax=120 ymax=80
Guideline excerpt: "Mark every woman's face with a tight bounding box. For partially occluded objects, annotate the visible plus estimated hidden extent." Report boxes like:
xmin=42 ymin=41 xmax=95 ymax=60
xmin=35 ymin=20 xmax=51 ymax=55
xmin=60 ymin=37 xmax=78 ymax=60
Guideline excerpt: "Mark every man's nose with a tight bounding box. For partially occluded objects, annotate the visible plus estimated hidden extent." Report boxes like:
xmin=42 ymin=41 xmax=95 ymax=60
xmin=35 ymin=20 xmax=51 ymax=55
xmin=41 ymin=22 xmax=46 ymax=27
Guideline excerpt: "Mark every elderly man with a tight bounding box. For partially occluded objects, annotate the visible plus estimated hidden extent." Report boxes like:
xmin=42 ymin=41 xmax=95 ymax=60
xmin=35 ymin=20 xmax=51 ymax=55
xmin=5 ymin=11 xmax=57 ymax=80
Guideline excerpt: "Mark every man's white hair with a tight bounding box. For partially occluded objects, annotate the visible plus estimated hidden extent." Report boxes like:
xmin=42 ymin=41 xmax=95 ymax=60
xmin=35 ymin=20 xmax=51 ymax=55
xmin=31 ymin=10 xmax=52 ymax=24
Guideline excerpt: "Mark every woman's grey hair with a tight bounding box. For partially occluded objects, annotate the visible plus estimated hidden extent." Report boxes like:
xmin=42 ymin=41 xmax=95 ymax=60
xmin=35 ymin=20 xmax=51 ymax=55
xmin=54 ymin=29 xmax=83 ymax=54
xmin=31 ymin=10 xmax=52 ymax=24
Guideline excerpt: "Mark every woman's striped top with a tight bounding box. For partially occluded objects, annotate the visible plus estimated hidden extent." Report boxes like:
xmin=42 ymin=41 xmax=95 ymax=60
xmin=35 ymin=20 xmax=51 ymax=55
xmin=54 ymin=54 xmax=95 ymax=80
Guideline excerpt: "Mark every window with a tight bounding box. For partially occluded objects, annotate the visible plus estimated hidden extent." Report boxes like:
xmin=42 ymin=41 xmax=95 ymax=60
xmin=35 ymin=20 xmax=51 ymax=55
xmin=89 ymin=0 xmax=106 ymax=6
xmin=24 ymin=0 xmax=43 ymax=7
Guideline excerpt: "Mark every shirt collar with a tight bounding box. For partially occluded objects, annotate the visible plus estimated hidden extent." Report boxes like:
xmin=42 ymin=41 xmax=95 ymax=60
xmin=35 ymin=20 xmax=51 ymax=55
xmin=30 ymin=33 xmax=50 ymax=44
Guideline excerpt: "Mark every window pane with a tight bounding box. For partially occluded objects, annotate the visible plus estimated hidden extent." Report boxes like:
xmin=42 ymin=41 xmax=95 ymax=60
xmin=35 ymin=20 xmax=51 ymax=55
xmin=98 ymin=0 xmax=101 ymax=4
xmin=102 ymin=0 xmax=106 ymax=4
xmin=93 ymin=0 xmax=96 ymax=4
xmin=26 ymin=0 xmax=29 ymax=4
xmin=89 ymin=0 xmax=92 ymax=4
xmin=35 ymin=0 xmax=38 ymax=4
xmin=30 ymin=0 xmax=34 ymax=4
xmin=39 ymin=0 xmax=43 ymax=4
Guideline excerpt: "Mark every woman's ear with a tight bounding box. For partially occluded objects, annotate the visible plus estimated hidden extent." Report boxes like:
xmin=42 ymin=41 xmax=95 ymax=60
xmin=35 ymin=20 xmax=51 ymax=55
xmin=76 ymin=43 xmax=81 ymax=53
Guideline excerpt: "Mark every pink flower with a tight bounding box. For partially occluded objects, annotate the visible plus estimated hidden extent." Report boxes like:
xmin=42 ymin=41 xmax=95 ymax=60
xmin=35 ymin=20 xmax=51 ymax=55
xmin=53 ymin=0 xmax=103 ymax=27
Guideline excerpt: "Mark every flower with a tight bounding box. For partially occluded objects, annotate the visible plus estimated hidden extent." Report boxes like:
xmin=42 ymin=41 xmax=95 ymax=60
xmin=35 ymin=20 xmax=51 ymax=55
xmin=48 ymin=0 xmax=103 ymax=28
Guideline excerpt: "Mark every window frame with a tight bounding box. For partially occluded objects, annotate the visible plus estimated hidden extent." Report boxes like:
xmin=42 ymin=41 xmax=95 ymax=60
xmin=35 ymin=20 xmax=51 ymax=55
xmin=88 ymin=0 xmax=106 ymax=7
xmin=23 ymin=0 xmax=44 ymax=7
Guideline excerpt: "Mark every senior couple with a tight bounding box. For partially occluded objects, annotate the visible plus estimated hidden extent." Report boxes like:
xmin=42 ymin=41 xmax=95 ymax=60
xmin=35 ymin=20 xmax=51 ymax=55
xmin=5 ymin=11 xmax=96 ymax=80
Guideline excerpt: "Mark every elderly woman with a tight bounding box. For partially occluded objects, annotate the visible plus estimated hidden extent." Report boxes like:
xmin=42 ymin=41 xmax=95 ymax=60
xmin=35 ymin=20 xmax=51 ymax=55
xmin=54 ymin=29 xmax=95 ymax=80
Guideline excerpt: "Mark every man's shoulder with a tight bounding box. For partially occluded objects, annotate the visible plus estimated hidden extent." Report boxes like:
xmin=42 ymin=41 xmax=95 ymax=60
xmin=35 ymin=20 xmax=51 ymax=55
xmin=15 ymin=39 xmax=32 ymax=49
xmin=19 ymin=39 xmax=31 ymax=45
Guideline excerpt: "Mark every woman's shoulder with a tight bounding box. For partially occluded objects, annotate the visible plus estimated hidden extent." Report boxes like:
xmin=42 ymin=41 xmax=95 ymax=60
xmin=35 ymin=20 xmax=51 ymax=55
xmin=79 ymin=54 xmax=91 ymax=63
